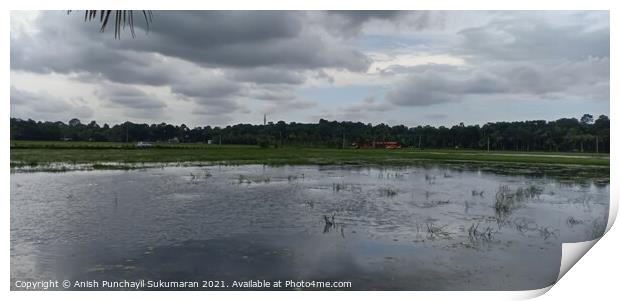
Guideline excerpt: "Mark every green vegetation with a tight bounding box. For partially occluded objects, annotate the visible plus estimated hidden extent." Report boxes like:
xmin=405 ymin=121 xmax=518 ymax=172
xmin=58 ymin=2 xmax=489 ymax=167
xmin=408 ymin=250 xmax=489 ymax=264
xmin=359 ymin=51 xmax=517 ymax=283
xmin=10 ymin=114 xmax=610 ymax=153
xmin=11 ymin=141 xmax=609 ymax=170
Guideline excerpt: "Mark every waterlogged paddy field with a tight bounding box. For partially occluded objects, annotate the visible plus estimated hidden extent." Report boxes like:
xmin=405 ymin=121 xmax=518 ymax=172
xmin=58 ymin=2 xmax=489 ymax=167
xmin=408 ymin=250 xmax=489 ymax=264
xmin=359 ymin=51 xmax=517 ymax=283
xmin=10 ymin=163 xmax=609 ymax=290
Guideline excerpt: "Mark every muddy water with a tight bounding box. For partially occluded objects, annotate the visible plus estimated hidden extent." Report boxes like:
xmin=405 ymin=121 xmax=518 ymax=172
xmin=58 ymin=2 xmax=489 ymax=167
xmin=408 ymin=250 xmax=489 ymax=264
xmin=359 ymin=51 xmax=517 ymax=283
xmin=10 ymin=163 xmax=609 ymax=290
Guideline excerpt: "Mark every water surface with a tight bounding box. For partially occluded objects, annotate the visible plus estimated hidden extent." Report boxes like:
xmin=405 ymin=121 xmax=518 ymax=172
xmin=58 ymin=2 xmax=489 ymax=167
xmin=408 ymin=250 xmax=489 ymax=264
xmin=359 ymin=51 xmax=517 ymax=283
xmin=10 ymin=163 xmax=609 ymax=290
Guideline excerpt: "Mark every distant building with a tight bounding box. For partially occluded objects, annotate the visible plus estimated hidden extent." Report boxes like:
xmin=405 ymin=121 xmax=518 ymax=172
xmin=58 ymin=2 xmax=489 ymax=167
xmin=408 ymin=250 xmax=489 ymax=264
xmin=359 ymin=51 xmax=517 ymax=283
xmin=168 ymin=137 xmax=180 ymax=144
xmin=380 ymin=142 xmax=402 ymax=149
xmin=136 ymin=141 xmax=153 ymax=148
xmin=353 ymin=141 xmax=402 ymax=149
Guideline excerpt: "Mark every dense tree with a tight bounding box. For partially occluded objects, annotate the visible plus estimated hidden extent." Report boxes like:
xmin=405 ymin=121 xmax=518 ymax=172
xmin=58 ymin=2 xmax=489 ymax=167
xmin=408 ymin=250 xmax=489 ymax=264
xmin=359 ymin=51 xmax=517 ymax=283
xmin=9 ymin=114 xmax=610 ymax=153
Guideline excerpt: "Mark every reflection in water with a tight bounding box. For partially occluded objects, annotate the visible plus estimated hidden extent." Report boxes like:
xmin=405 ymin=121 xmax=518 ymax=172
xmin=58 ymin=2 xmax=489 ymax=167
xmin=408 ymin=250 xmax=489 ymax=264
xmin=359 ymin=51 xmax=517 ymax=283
xmin=10 ymin=163 xmax=609 ymax=290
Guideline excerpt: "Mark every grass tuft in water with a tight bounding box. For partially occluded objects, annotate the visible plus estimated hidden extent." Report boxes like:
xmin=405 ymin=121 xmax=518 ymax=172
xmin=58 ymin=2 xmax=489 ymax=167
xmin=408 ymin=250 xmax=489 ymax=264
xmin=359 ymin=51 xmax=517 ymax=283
xmin=426 ymin=223 xmax=451 ymax=239
xmin=379 ymin=187 xmax=398 ymax=197
xmin=468 ymin=222 xmax=495 ymax=243
xmin=471 ymin=189 xmax=485 ymax=197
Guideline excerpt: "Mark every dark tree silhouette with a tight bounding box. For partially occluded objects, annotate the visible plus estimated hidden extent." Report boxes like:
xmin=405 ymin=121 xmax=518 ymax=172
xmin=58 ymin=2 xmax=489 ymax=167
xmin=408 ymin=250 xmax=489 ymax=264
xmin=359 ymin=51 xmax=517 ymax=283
xmin=10 ymin=115 xmax=611 ymax=153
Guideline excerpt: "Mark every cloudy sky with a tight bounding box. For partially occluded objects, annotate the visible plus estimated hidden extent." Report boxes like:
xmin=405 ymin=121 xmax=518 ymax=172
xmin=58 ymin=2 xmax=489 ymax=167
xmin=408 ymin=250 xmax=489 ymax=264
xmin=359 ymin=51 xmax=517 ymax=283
xmin=10 ymin=11 xmax=609 ymax=127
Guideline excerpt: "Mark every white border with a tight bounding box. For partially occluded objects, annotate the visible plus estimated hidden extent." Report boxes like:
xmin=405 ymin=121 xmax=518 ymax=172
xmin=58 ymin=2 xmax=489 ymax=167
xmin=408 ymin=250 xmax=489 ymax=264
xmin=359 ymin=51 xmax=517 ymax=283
xmin=3 ymin=1 xmax=617 ymax=300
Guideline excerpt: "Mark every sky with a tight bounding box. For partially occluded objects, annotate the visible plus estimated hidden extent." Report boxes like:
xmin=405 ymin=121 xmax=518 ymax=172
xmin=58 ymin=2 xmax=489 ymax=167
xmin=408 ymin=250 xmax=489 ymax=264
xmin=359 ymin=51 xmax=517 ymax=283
xmin=10 ymin=11 xmax=609 ymax=127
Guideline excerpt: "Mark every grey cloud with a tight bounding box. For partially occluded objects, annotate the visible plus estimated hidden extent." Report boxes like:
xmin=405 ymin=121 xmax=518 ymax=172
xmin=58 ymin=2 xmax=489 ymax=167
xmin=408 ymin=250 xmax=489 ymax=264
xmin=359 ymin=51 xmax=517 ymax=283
xmin=321 ymin=11 xmax=443 ymax=37
xmin=179 ymin=34 xmax=370 ymax=71
xmin=74 ymin=52 xmax=178 ymax=86
xmin=458 ymin=17 xmax=609 ymax=61
xmin=97 ymin=84 xmax=166 ymax=110
xmin=385 ymin=13 xmax=609 ymax=107
xmin=10 ymin=11 xmax=609 ymax=125
xmin=322 ymin=11 xmax=404 ymax=36
xmin=494 ymin=58 xmax=609 ymax=96
xmin=11 ymin=11 xmax=372 ymax=87
xmin=264 ymin=99 xmax=317 ymax=115
xmin=10 ymin=11 xmax=372 ymax=122
xmin=226 ymin=67 xmax=305 ymax=85
xmin=314 ymin=69 xmax=335 ymax=84
xmin=171 ymin=78 xmax=243 ymax=99
xmin=386 ymin=67 xmax=488 ymax=106
xmin=170 ymin=79 xmax=245 ymax=116
xmin=189 ymin=112 xmax=234 ymax=126
xmin=387 ymin=83 xmax=458 ymax=107
xmin=192 ymin=99 xmax=244 ymax=116
xmin=132 ymin=11 xmax=303 ymax=47
xmin=10 ymin=19 xmax=176 ymax=87
xmin=95 ymin=84 xmax=167 ymax=119
xmin=425 ymin=114 xmax=448 ymax=120
xmin=342 ymin=96 xmax=392 ymax=113
xmin=387 ymin=58 xmax=609 ymax=106
xmin=328 ymin=11 xmax=403 ymax=24
xmin=377 ymin=63 xmax=461 ymax=77
xmin=10 ymin=86 xmax=94 ymax=121
xmin=106 ymin=11 xmax=371 ymax=71
xmin=249 ymin=87 xmax=297 ymax=102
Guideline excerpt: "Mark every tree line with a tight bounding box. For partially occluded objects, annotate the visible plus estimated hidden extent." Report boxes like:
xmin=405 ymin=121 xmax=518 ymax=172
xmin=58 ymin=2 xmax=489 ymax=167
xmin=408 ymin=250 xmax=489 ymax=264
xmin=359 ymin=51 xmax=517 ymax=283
xmin=10 ymin=114 xmax=610 ymax=153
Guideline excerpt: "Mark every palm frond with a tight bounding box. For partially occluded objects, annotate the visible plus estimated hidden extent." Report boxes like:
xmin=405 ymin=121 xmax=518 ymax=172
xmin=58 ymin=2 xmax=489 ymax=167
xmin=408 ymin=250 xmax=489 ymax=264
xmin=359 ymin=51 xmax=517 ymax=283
xmin=67 ymin=10 xmax=153 ymax=39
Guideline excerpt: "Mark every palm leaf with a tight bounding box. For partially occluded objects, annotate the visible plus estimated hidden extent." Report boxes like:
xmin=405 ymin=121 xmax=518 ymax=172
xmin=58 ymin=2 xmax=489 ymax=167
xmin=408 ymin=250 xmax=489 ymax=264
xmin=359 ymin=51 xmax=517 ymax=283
xmin=67 ymin=10 xmax=152 ymax=39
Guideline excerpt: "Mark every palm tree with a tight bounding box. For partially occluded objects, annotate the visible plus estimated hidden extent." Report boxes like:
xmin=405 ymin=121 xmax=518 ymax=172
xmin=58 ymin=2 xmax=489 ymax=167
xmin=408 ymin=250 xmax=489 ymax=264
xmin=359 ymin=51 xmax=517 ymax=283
xmin=67 ymin=10 xmax=153 ymax=39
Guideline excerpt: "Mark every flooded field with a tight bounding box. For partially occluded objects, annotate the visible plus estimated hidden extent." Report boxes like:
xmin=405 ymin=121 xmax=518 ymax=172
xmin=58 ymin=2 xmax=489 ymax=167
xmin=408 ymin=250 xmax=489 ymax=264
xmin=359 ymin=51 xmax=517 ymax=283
xmin=10 ymin=163 xmax=609 ymax=290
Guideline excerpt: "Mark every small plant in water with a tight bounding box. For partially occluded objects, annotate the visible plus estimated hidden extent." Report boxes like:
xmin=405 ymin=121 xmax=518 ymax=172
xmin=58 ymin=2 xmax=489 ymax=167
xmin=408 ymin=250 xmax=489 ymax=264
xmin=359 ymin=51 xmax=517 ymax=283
xmin=413 ymin=200 xmax=451 ymax=208
xmin=189 ymin=173 xmax=199 ymax=183
xmin=424 ymin=174 xmax=436 ymax=184
xmin=468 ymin=222 xmax=495 ymax=242
xmin=332 ymin=183 xmax=361 ymax=193
xmin=464 ymin=200 xmax=473 ymax=213
xmin=566 ymin=216 xmax=583 ymax=227
xmin=494 ymin=184 xmax=543 ymax=222
xmin=494 ymin=185 xmax=518 ymax=214
xmin=589 ymin=218 xmax=606 ymax=239
xmin=322 ymin=213 xmax=337 ymax=233
xmin=426 ymin=223 xmax=450 ymax=239
xmin=237 ymin=175 xmax=251 ymax=184
xmin=513 ymin=217 xmax=537 ymax=233
xmin=538 ymin=227 xmax=558 ymax=240
xmin=523 ymin=185 xmax=544 ymax=198
xmin=379 ymin=187 xmax=398 ymax=197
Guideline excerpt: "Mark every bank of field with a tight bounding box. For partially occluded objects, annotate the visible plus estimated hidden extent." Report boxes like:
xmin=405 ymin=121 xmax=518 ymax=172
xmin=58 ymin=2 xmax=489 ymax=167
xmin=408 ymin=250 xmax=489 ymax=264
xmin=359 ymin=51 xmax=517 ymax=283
xmin=10 ymin=140 xmax=609 ymax=169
